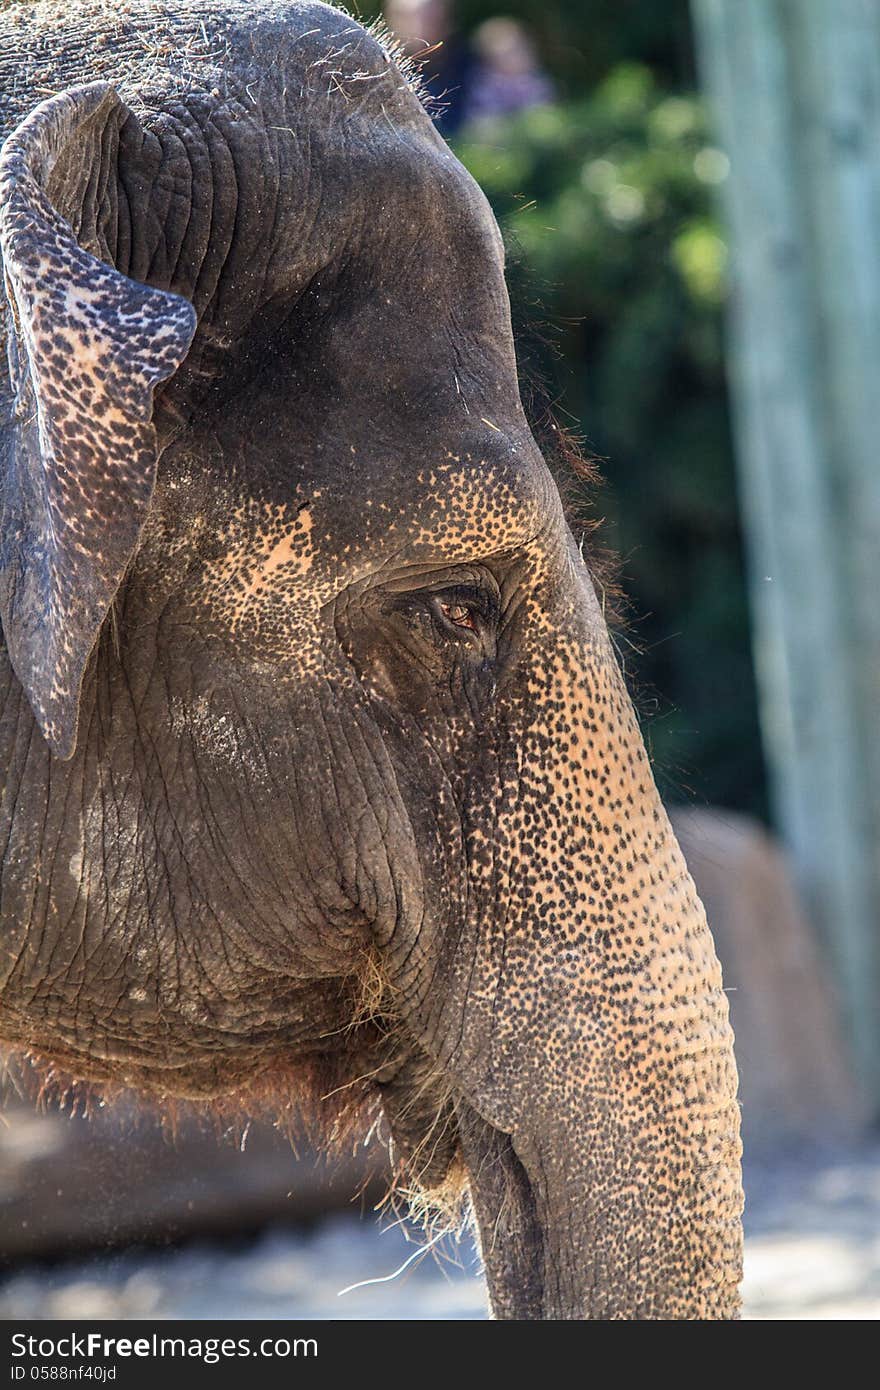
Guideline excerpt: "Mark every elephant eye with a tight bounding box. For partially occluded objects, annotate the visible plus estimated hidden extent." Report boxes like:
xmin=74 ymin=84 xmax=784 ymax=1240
xmin=438 ymin=600 xmax=478 ymax=631
xmin=384 ymin=581 xmax=496 ymax=645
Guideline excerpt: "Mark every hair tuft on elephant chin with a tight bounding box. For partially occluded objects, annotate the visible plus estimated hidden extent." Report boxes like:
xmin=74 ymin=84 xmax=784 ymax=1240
xmin=5 ymin=1039 xmax=473 ymax=1242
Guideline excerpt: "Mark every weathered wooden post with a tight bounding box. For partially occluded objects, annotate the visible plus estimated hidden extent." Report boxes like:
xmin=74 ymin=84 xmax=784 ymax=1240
xmin=690 ymin=0 xmax=880 ymax=1104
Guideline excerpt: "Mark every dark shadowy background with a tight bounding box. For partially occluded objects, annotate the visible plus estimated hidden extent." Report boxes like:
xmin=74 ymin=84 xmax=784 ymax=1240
xmin=362 ymin=0 xmax=766 ymax=817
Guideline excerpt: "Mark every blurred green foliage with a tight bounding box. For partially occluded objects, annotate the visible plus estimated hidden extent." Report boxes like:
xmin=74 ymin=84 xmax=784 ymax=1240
xmin=354 ymin=0 xmax=696 ymax=93
xmin=456 ymin=70 xmax=764 ymax=813
xmin=354 ymin=3 xmax=767 ymax=815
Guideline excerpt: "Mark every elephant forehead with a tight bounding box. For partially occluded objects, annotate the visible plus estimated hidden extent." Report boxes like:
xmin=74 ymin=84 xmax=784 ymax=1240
xmin=322 ymin=455 xmax=558 ymax=575
xmin=197 ymin=451 xmax=559 ymax=610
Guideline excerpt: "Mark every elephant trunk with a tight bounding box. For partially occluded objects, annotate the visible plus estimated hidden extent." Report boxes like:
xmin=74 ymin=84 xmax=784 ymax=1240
xmin=422 ymin=568 xmax=744 ymax=1318
xmin=459 ymin=808 xmax=743 ymax=1319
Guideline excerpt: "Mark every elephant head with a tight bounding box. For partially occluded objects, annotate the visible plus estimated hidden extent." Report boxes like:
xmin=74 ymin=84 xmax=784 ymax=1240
xmin=0 ymin=1 xmax=742 ymax=1318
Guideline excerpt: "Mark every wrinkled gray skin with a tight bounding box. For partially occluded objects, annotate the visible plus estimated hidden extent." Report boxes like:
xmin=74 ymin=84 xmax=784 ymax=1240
xmin=0 ymin=1 xmax=743 ymax=1318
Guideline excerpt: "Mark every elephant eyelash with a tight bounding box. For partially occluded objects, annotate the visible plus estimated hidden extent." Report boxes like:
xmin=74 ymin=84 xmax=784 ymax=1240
xmin=383 ymin=582 xmax=498 ymax=644
xmin=427 ymin=586 xmax=495 ymax=640
xmin=438 ymin=600 xmax=478 ymax=631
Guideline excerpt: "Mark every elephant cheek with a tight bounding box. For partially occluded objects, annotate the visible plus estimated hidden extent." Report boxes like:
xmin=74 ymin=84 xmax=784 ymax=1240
xmin=453 ymin=642 xmax=744 ymax=1319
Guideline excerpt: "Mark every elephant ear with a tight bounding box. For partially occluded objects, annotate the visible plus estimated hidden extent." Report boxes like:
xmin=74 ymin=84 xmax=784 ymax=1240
xmin=0 ymin=83 xmax=197 ymax=759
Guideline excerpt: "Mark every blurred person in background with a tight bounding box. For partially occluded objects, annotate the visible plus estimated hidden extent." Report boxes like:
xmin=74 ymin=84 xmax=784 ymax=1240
xmin=383 ymin=0 xmax=475 ymax=134
xmin=462 ymin=16 xmax=555 ymax=126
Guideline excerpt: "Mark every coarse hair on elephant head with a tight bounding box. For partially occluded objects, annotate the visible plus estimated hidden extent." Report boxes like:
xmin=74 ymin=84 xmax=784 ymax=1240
xmin=0 ymin=0 xmax=743 ymax=1319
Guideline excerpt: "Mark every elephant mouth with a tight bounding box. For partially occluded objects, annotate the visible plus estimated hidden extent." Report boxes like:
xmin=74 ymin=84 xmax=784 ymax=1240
xmin=454 ymin=1101 xmax=545 ymax=1318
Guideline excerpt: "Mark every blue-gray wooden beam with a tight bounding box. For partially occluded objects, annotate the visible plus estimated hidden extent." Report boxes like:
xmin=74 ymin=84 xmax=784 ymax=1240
xmin=690 ymin=0 xmax=880 ymax=1104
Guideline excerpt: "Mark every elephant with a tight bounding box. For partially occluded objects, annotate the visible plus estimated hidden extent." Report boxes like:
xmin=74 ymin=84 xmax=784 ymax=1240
xmin=0 ymin=0 xmax=743 ymax=1319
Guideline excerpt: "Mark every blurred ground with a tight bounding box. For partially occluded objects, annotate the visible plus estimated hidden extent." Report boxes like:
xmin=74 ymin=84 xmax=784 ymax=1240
xmin=742 ymin=1143 xmax=880 ymax=1319
xmin=1 ymin=1141 xmax=878 ymax=1321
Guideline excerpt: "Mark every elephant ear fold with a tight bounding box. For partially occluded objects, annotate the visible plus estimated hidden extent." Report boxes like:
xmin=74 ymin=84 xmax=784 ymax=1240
xmin=0 ymin=83 xmax=197 ymax=759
